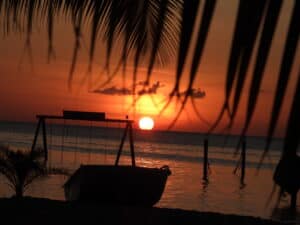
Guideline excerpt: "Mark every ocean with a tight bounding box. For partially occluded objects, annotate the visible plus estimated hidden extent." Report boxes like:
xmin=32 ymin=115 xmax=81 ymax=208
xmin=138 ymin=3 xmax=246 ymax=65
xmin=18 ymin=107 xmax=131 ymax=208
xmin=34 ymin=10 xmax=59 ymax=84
xmin=0 ymin=120 xmax=298 ymax=221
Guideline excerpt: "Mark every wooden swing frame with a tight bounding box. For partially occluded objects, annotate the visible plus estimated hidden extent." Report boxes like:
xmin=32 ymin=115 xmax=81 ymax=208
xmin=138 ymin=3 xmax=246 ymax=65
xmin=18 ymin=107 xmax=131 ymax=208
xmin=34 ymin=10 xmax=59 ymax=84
xmin=31 ymin=110 xmax=136 ymax=166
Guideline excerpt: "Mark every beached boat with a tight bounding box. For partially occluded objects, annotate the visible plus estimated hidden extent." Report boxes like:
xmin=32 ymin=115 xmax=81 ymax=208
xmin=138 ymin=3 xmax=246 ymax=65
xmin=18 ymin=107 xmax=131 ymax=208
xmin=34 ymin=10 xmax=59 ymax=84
xmin=31 ymin=110 xmax=171 ymax=206
xmin=64 ymin=165 xmax=171 ymax=206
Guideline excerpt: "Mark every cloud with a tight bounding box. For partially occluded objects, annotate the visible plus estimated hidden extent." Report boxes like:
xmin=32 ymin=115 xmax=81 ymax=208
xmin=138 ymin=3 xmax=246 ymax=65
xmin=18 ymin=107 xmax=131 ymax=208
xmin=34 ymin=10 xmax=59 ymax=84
xmin=93 ymin=86 xmax=132 ymax=95
xmin=180 ymin=88 xmax=206 ymax=99
xmin=93 ymin=84 xmax=204 ymax=99
xmin=93 ymin=81 xmax=165 ymax=96
xmin=137 ymin=81 xmax=165 ymax=95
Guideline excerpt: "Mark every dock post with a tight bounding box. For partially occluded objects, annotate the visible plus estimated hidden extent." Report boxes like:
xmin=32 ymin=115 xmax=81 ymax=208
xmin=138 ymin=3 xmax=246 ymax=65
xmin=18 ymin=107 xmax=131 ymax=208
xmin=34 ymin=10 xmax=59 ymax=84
xmin=203 ymin=139 xmax=208 ymax=181
xmin=241 ymin=140 xmax=246 ymax=185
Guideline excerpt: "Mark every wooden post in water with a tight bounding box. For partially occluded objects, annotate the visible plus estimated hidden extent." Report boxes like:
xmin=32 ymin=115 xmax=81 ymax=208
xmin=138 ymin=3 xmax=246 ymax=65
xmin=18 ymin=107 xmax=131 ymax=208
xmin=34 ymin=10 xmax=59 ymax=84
xmin=241 ymin=140 xmax=246 ymax=185
xmin=203 ymin=139 xmax=209 ymax=181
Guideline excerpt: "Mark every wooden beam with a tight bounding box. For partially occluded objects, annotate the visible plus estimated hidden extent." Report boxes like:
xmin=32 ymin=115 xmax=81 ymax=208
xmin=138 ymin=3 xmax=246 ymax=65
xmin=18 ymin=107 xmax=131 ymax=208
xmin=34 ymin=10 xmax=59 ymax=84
xmin=31 ymin=118 xmax=42 ymax=152
xmin=115 ymin=123 xmax=129 ymax=166
xmin=129 ymin=123 xmax=136 ymax=167
xmin=41 ymin=118 xmax=48 ymax=162
xmin=63 ymin=110 xmax=105 ymax=121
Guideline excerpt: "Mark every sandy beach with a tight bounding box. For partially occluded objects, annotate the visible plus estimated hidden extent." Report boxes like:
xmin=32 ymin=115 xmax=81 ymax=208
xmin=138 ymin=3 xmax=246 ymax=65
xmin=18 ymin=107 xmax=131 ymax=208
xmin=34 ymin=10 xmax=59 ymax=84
xmin=0 ymin=197 xmax=294 ymax=225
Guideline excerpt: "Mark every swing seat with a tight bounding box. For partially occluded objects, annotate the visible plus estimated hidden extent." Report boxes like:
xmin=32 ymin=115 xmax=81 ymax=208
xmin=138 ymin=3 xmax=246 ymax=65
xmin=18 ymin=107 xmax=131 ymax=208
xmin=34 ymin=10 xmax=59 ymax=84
xmin=63 ymin=165 xmax=171 ymax=206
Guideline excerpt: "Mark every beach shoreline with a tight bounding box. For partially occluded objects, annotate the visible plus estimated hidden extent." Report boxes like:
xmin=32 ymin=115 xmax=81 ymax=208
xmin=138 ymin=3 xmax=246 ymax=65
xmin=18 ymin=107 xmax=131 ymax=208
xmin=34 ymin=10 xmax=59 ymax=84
xmin=0 ymin=197 xmax=294 ymax=225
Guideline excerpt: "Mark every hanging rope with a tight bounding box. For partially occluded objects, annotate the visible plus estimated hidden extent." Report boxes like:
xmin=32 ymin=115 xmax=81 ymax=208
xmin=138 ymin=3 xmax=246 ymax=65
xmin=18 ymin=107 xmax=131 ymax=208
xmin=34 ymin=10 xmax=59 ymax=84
xmin=104 ymin=121 xmax=108 ymax=164
xmin=118 ymin=121 xmax=122 ymax=164
xmin=48 ymin=120 xmax=53 ymax=169
xmin=74 ymin=125 xmax=78 ymax=167
xmin=60 ymin=120 xmax=66 ymax=167
xmin=87 ymin=121 xmax=93 ymax=164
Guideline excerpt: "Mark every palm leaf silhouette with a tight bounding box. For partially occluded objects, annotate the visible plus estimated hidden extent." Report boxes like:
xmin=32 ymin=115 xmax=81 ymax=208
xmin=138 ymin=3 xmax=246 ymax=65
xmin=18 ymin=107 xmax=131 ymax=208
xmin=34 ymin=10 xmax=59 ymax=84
xmin=167 ymin=0 xmax=216 ymax=129
xmin=0 ymin=145 xmax=69 ymax=197
xmin=0 ymin=146 xmax=47 ymax=197
xmin=159 ymin=0 xmax=199 ymax=116
xmin=0 ymin=0 xmax=299 ymax=168
xmin=261 ymin=1 xmax=300 ymax=167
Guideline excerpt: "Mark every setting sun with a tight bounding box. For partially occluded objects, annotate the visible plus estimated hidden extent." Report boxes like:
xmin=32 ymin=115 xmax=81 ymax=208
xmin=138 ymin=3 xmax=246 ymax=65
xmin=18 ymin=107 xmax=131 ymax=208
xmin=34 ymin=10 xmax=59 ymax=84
xmin=139 ymin=117 xmax=154 ymax=130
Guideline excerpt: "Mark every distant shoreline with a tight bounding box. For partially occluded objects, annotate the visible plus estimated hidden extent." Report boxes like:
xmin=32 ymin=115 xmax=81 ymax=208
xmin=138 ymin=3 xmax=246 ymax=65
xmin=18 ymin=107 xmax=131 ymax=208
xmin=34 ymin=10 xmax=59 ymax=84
xmin=0 ymin=120 xmax=285 ymax=151
xmin=0 ymin=119 xmax=284 ymax=140
xmin=0 ymin=197 xmax=291 ymax=225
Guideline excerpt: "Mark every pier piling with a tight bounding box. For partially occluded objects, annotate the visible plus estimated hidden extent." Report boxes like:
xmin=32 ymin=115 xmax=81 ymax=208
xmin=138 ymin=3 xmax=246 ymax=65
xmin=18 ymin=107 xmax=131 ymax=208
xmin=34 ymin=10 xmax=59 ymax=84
xmin=241 ymin=140 xmax=246 ymax=185
xmin=203 ymin=139 xmax=209 ymax=181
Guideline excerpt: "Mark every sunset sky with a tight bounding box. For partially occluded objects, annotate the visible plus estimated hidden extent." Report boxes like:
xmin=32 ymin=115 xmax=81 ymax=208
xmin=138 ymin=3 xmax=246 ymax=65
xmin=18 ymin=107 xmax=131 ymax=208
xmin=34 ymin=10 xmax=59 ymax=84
xmin=0 ymin=1 xmax=298 ymax=136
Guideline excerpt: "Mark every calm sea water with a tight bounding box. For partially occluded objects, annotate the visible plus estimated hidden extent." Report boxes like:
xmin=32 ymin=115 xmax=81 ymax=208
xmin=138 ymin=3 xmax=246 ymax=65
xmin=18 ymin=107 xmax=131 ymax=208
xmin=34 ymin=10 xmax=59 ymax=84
xmin=0 ymin=121 xmax=298 ymax=221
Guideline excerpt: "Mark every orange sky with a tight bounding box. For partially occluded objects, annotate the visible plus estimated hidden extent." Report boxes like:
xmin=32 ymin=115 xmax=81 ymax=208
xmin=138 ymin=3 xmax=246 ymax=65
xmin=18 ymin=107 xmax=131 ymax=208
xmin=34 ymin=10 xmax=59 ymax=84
xmin=0 ymin=1 xmax=298 ymax=137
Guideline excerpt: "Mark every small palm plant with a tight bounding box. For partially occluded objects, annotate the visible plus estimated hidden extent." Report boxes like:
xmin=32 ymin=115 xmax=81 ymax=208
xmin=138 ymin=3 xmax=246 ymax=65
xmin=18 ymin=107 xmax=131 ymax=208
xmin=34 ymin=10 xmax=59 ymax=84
xmin=0 ymin=145 xmax=63 ymax=198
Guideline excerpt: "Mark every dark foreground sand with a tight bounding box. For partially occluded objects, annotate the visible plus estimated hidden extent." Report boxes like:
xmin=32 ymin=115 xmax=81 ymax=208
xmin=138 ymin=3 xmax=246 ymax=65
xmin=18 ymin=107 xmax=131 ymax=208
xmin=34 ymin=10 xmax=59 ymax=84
xmin=0 ymin=197 xmax=295 ymax=225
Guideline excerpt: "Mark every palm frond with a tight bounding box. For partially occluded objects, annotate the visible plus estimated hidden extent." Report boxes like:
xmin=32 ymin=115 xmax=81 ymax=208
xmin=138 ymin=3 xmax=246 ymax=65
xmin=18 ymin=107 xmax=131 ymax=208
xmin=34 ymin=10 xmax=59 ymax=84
xmin=243 ymin=0 xmax=282 ymax=137
xmin=68 ymin=1 xmax=85 ymax=90
xmin=207 ymin=0 xmax=248 ymax=133
xmin=0 ymin=145 xmax=65 ymax=197
xmin=282 ymin=70 xmax=300 ymax=157
xmin=230 ymin=1 xmax=267 ymax=133
xmin=173 ymin=0 xmax=199 ymax=95
xmin=229 ymin=1 xmax=280 ymax=153
xmin=146 ymin=0 xmax=169 ymax=85
xmin=88 ymin=0 xmax=108 ymax=72
xmin=170 ymin=0 xmax=216 ymax=128
xmin=261 ymin=0 xmax=300 ymax=165
xmin=159 ymin=0 xmax=199 ymax=116
xmin=46 ymin=0 xmax=56 ymax=62
xmin=0 ymin=0 xmax=299 ymax=164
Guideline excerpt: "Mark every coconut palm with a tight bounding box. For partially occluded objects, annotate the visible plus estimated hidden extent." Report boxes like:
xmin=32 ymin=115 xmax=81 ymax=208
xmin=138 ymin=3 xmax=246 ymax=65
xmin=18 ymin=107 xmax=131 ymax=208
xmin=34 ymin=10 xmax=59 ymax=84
xmin=0 ymin=0 xmax=299 ymax=205
xmin=0 ymin=145 xmax=67 ymax=198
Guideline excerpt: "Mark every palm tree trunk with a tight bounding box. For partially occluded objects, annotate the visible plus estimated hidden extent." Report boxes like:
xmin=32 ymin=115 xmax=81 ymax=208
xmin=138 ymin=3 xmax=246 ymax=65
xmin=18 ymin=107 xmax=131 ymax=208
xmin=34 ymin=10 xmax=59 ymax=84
xmin=291 ymin=191 xmax=297 ymax=210
xmin=15 ymin=185 xmax=24 ymax=198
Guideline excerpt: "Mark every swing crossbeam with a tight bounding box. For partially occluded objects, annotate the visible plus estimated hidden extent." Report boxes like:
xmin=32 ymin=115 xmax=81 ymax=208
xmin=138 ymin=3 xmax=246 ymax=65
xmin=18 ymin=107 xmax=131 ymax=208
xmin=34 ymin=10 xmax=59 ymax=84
xmin=35 ymin=115 xmax=133 ymax=123
xmin=31 ymin=110 xmax=135 ymax=166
